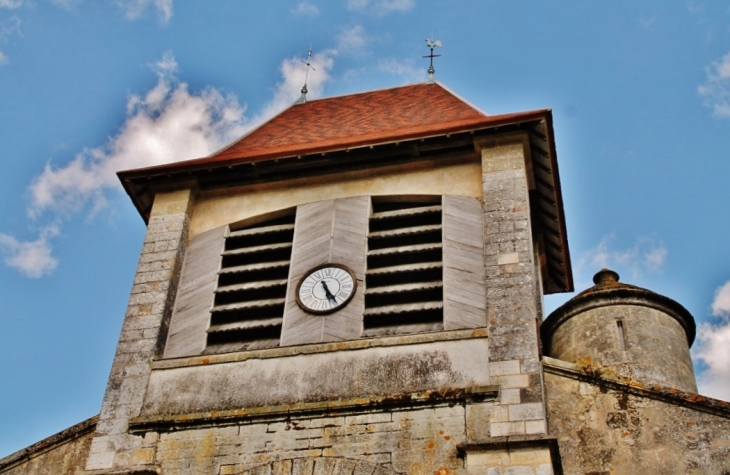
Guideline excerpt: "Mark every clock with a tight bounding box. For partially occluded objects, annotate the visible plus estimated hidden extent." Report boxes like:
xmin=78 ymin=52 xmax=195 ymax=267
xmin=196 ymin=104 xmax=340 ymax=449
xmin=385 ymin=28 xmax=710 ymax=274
xmin=296 ymin=264 xmax=357 ymax=314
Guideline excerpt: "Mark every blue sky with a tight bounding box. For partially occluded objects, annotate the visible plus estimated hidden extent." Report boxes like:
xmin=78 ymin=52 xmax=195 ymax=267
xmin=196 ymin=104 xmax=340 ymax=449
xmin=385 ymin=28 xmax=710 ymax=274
xmin=1 ymin=0 xmax=729 ymax=458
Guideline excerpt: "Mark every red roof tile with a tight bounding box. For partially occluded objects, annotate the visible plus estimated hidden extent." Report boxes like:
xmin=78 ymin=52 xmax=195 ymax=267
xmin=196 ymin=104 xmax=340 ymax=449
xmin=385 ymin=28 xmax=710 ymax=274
xmin=209 ymin=82 xmax=487 ymax=163
xmin=120 ymin=82 xmax=550 ymax=177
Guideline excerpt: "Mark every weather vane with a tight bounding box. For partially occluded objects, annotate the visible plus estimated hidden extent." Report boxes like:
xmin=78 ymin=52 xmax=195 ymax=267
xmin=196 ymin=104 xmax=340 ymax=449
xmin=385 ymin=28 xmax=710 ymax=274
xmin=297 ymin=45 xmax=316 ymax=104
xmin=424 ymin=38 xmax=442 ymax=83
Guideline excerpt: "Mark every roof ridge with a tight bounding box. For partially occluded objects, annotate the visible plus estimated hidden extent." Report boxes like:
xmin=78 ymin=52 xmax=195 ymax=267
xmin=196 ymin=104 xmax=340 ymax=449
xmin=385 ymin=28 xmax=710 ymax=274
xmin=300 ymin=81 xmax=430 ymax=104
xmin=433 ymin=81 xmax=488 ymax=117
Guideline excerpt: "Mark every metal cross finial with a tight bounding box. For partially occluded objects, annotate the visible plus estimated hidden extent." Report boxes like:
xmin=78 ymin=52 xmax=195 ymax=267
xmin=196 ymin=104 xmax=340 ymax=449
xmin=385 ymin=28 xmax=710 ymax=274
xmin=297 ymin=45 xmax=316 ymax=104
xmin=424 ymin=38 xmax=442 ymax=83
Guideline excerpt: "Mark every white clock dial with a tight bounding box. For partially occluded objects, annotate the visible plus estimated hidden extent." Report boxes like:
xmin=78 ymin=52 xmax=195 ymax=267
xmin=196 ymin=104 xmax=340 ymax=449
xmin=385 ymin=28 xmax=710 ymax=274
xmin=296 ymin=264 xmax=356 ymax=314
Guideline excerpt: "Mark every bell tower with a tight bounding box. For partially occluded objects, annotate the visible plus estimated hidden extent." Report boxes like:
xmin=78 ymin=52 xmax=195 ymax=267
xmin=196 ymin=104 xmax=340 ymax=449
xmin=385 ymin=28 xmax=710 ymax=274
xmin=84 ymin=82 xmax=572 ymax=474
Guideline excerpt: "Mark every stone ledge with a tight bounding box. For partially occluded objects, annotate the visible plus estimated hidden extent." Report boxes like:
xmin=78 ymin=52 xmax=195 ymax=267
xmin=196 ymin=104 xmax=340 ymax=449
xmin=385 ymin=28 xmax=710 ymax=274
xmin=543 ymin=356 xmax=730 ymax=418
xmin=84 ymin=468 xmax=159 ymax=475
xmin=128 ymin=386 xmax=498 ymax=434
xmin=151 ymin=327 xmax=488 ymax=370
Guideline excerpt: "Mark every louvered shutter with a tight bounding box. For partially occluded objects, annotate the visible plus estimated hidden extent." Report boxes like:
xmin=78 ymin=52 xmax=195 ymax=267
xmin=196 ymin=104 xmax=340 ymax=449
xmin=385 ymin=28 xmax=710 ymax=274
xmin=442 ymin=195 xmax=487 ymax=329
xmin=206 ymin=215 xmax=295 ymax=353
xmin=163 ymin=225 xmax=226 ymax=359
xmin=363 ymin=198 xmax=444 ymax=336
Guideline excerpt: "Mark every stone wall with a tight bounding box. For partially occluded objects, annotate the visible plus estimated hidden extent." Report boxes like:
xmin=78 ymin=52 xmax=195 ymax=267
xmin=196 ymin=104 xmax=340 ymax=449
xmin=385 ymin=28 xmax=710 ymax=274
xmin=478 ymin=134 xmax=548 ymax=439
xmin=544 ymin=360 xmax=730 ymax=474
xmin=0 ymin=416 xmax=96 ymax=475
xmin=85 ymin=188 xmax=195 ymax=471
xmin=150 ymin=405 xmax=470 ymax=474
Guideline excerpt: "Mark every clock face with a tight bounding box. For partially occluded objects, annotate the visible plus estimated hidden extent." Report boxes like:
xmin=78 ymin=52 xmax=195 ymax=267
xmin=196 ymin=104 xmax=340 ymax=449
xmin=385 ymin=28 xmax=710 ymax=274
xmin=296 ymin=264 xmax=357 ymax=314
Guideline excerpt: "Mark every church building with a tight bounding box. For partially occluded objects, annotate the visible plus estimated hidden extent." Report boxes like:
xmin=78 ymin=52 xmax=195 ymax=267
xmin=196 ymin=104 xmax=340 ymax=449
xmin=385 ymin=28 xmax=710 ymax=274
xmin=2 ymin=80 xmax=729 ymax=474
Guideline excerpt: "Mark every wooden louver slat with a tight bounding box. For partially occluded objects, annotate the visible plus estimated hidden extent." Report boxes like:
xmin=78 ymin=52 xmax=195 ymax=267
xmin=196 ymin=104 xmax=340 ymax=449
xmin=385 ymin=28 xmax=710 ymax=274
xmin=205 ymin=215 xmax=295 ymax=354
xmin=364 ymin=198 xmax=444 ymax=336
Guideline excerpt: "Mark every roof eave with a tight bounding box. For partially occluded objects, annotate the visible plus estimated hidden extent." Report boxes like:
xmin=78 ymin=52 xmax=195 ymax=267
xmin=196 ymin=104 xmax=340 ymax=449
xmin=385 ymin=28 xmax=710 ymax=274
xmin=117 ymin=109 xmax=551 ymax=181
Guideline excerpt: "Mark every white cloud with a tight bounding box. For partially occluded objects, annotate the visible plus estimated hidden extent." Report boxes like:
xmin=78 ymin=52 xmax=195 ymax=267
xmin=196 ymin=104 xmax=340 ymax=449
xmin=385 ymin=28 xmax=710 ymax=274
xmin=4 ymin=45 xmax=338 ymax=277
xmin=291 ymin=2 xmax=319 ymax=16
xmin=378 ymin=58 xmax=423 ymax=83
xmin=0 ymin=14 xmax=20 ymax=65
xmin=118 ymin=0 xmax=173 ymax=24
xmin=711 ymin=281 xmax=730 ymax=317
xmin=0 ymin=0 xmax=22 ymax=8
xmin=698 ymin=51 xmax=730 ymax=118
xmin=694 ymin=280 xmax=730 ymax=400
xmin=4 ymin=49 xmax=338 ymax=277
xmin=254 ymin=49 xmax=335 ymax=123
xmin=0 ymin=226 xmax=59 ymax=278
xmin=337 ymin=25 xmax=368 ymax=55
xmin=29 ymin=52 xmax=247 ymax=217
xmin=579 ymin=235 xmax=668 ymax=279
xmin=347 ymin=0 xmax=414 ymax=15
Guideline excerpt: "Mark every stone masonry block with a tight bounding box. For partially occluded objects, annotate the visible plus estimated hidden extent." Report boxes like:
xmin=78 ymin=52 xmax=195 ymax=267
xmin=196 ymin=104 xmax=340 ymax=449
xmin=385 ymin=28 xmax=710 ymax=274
xmin=521 ymin=358 xmax=540 ymax=374
xmin=139 ymin=249 xmax=180 ymax=264
xmin=498 ymin=242 xmax=516 ymax=253
xmin=148 ymin=211 xmax=187 ymax=223
xmin=265 ymin=435 xmax=310 ymax=451
xmin=137 ymin=259 xmax=177 ymax=273
xmin=89 ymin=435 xmax=110 ymax=454
xmin=508 ymin=403 xmax=544 ymax=422
xmin=536 ymin=463 xmax=554 ymax=475
xmin=150 ymin=189 xmax=193 ymax=215
xmin=468 ymin=450 xmax=511 ymax=467
xmin=85 ymin=450 xmax=115 ymax=470
xmin=96 ymin=418 xmax=128 ymax=435
xmin=497 ymin=253 xmax=520 ymax=265
xmin=307 ymin=416 xmax=346 ymax=429
xmin=509 ymin=448 xmax=551 ymax=465
xmin=144 ymin=230 xmax=185 ymax=244
xmin=504 ymin=467 xmax=533 ymax=475
xmin=466 ymin=402 xmax=493 ymax=442
xmin=493 ymin=374 xmax=530 ymax=388
xmin=490 ymin=421 xmax=526 ymax=437
xmin=114 ymin=447 xmax=156 ymax=466
xmin=489 ymin=360 xmax=521 ymax=376
xmin=491 ymin=405 xmax=510 ymax=423
xmin=346 ymin=413 xmax=392 ymax=425
xmin=435 ymin=405 xmax=466 ymax=419
xmin=116 ymin=338 xmax=157 ymax=355
xmin=153 ymin=239 xmax=180 ymax=252
xmin=525 ymin=419 xmax=547 ymax=435
xmin=500 ymin=388 xmax=521 ymax=405
xmin=133 ymin=270 xmax=174 ymax=285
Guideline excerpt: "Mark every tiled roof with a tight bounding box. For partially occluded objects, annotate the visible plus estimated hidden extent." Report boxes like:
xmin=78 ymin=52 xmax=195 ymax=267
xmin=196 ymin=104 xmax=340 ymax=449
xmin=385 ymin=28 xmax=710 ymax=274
xmin=208 ymin=82 xmax=487 ymax=163
xmin=119 ymin=81 xmax=549 ymax=177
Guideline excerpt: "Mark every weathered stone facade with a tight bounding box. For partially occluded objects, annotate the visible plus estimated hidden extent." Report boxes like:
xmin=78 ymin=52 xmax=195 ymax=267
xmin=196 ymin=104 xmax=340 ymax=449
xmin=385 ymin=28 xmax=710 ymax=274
xmin=544 ymin=357 xmax=730 ymax=475
xmin=86 ymin=188 xmax=195 ymax=471
xmin=2 ymin=83 xmax=728 ymax=475
xmin=0 ymin=417 xmax=96 ymax=475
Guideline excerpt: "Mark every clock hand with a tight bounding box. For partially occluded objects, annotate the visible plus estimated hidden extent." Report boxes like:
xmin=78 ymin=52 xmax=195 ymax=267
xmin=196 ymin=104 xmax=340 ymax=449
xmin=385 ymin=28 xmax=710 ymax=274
xmin=320 ymin=280 xmax=337 ymax=303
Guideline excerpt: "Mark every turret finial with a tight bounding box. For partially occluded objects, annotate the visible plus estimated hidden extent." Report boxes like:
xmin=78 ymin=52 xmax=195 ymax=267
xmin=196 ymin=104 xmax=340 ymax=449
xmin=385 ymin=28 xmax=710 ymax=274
xmin=423 ymin=37 xmax=442 ymax=83
xmin=296 ymin=45 xmax=315 ymax=104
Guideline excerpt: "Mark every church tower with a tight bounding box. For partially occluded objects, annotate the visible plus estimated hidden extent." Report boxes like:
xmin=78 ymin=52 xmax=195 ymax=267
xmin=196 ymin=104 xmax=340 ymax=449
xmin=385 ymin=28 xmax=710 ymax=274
xmin=5 ymin=80 xmax=729 ymax=475
xmin=85 ymin=82 xmax=571 ymax=474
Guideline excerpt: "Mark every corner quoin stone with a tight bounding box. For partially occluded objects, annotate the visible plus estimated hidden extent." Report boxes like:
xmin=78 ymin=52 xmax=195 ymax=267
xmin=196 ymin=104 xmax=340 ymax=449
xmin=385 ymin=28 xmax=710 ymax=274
xmin=85 ymin=188 xmax=196 ymax=471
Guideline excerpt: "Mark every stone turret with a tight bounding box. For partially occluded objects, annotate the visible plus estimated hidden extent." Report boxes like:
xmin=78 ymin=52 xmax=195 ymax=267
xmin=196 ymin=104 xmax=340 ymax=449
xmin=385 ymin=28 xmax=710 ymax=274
xmin=541 ymin=269 xmax=697 ymax=392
